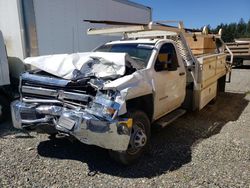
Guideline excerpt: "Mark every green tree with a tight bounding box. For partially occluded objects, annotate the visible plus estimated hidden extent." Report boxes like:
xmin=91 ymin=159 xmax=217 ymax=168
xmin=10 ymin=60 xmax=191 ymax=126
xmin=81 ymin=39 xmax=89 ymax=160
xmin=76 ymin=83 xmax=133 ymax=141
xmin=245 ymin=19 xmax=250 ymax=37
xmin=236 ymin=18 xmax=246 ymax=38
xmin=210 ymin=18 xmax=250 ymax=42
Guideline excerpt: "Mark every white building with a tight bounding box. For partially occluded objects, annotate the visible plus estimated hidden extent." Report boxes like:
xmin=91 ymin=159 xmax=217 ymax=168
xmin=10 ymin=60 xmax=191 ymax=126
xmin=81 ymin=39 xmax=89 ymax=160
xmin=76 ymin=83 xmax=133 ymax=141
xmin=0 ymin=0 xmax=151 ymax=60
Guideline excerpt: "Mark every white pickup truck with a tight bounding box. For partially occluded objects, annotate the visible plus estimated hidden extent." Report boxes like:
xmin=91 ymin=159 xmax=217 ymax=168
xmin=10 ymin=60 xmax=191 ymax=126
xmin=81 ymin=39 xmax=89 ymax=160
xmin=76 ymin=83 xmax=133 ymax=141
xmin=11 ymin=21 xmax=232 ymax=165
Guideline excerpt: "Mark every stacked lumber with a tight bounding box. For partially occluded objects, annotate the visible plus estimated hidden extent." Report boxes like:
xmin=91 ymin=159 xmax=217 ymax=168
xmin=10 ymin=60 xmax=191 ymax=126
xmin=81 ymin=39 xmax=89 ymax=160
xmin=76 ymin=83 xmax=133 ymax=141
xmin=225 ymin=42 xmax=250 ymax=56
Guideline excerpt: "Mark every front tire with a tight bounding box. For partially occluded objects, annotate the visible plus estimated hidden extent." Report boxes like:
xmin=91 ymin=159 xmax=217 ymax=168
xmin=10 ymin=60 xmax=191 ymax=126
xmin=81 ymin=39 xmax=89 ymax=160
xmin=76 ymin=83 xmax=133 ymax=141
xmin=109 ymin=110 xmax=151 ymax=165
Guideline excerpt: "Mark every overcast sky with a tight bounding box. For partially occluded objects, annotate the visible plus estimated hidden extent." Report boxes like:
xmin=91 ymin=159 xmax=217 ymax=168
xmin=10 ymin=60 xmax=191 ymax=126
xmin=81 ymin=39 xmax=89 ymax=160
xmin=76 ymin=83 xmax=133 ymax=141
xmin=133 ymin=0 xmax=250 ymax=29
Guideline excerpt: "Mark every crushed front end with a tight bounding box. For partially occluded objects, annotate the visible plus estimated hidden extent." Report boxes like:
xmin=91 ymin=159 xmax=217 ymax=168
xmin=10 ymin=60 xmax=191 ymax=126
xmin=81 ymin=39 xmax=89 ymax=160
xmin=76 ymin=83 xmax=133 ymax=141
xmin=11 ymin=71 xmax=131 ymax=151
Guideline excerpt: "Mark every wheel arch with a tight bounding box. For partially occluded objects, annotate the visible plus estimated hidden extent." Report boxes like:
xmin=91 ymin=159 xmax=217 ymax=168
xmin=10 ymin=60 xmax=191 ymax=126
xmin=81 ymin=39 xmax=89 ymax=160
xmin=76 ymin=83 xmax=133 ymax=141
xmin=125 ymin=94 xmax=154 ymax=122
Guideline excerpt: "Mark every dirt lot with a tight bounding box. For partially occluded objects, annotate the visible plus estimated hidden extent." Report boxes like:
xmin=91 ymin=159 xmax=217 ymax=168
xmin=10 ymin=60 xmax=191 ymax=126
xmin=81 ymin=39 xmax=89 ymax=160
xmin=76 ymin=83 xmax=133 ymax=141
xmin=0 ymin=67 xmax=249 ymax=188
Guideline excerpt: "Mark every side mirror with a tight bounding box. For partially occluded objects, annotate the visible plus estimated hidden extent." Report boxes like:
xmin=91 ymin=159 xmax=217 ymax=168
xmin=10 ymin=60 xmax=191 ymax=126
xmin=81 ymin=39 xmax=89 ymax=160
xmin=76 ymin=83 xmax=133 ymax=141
xmin=155 ymin=60 xmax=168 ymax=72
xmin=155 ymin=53 xmax=168 ymax=72
xmin=155 ymin=53 xmax=177 ymax=72
xmin=167 ymin=61 xmax=177 ymax=71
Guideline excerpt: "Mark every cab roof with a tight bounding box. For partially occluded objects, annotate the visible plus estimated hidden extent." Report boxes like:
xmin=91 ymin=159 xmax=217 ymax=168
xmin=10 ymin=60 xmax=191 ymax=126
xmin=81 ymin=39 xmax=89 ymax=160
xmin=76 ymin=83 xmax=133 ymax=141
xmin=105 ymin=39 xmax=159 ymax=45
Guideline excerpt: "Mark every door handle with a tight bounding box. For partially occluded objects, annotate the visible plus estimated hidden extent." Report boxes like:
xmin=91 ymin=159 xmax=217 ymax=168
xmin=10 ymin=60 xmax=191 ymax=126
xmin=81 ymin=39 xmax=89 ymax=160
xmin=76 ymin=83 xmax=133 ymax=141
xmin=179 ymin=72 xmax=185 ymax=76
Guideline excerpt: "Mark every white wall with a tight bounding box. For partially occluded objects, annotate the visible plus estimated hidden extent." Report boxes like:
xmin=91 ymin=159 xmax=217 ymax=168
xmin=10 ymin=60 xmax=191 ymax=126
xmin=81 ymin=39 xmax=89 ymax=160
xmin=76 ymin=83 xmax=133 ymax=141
xmin=0 ymin=31 xmax=10 ymax=85
xmin=0 ymin=0 xmax=151 ymax=58
xmin=0 ymin=0 xmax=25 ymax=59
xmin=33 ymin=0 xmax=151 ymax=55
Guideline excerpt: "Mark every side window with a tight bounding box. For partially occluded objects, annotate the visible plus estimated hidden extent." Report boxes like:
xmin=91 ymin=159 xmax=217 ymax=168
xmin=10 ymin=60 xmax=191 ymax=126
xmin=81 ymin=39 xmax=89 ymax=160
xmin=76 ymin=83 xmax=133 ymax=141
xmin=155 ymin=43 xmax=179 ymax=71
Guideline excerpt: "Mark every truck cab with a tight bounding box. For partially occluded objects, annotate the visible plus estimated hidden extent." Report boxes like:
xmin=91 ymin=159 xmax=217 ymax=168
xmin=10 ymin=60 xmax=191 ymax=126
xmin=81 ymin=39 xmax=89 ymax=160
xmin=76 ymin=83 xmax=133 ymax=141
xmin=94 ymin=39 xmax=186 ymax=120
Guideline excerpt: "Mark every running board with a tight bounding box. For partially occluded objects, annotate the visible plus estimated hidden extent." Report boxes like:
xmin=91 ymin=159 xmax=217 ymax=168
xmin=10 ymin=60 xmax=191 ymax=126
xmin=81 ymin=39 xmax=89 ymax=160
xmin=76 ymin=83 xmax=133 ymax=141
xmin=155 ymin=109 xmax=186 ymax=128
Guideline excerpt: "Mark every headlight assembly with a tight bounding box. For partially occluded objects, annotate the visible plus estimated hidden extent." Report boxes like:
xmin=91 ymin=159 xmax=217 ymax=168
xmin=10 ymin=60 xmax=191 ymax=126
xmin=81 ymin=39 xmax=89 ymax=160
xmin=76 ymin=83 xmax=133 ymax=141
xmin=87 ymin=91 xmax=120 ymax=120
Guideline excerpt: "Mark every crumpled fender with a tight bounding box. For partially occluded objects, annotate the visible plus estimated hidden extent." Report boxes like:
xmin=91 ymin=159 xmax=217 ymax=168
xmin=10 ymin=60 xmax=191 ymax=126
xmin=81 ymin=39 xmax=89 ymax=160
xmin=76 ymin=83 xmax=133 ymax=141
xmin=103 ymin=70 xmax=154 ymax=115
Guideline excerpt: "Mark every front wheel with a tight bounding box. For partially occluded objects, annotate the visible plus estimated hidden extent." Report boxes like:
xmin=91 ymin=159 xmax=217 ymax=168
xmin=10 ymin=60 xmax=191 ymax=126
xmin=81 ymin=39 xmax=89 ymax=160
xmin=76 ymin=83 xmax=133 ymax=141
xmin=109 ymin=110 xmax=151 ymax=165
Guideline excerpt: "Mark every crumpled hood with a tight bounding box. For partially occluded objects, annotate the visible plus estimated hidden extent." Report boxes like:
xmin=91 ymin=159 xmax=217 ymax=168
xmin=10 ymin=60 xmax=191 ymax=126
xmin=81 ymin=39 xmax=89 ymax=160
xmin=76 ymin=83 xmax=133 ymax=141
xmin=24 ymin=52 xmax=128 ymax=80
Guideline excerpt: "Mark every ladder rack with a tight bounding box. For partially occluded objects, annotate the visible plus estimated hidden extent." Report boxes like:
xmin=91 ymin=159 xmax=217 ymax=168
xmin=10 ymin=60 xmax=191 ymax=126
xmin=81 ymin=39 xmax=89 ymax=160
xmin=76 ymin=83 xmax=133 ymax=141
xmin=87 ymin=20 xmax=222 ymax=40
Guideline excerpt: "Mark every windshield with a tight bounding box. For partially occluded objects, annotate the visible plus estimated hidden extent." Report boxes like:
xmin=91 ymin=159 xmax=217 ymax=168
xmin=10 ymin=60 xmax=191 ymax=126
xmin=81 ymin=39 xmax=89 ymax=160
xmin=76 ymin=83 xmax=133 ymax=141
xmin=95 ymin=43 xmax=154 ymax=65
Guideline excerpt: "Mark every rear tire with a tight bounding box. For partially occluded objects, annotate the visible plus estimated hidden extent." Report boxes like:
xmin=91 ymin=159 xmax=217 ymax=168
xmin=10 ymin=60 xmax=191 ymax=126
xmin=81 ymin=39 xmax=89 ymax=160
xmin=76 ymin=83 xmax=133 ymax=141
xmin=209 ymin=96 xmax=217 ymax=105
xmin=217 ymin=75 xmax=226 ymax=93
xmin=109 ymin=110 xmax=151 ymax=165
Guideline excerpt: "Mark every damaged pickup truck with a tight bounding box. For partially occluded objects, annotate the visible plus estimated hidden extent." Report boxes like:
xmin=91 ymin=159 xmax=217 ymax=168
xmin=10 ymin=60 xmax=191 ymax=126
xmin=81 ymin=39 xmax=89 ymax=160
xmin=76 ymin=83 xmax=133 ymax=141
xmin=11 ymin=21 xmax=232 ymax=165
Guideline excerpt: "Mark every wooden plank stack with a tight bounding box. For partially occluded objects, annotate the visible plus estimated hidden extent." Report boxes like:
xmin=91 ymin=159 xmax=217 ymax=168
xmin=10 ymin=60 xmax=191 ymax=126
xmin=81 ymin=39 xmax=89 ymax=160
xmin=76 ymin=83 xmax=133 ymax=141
xmin=225 ymin=42 xmax=250 ymax=56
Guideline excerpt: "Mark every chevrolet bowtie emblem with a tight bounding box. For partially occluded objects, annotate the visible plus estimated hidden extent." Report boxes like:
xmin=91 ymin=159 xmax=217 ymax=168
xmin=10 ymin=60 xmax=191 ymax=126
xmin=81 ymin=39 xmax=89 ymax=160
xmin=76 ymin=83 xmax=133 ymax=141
xmin=58 ymin=90 xmax=64 ymax=99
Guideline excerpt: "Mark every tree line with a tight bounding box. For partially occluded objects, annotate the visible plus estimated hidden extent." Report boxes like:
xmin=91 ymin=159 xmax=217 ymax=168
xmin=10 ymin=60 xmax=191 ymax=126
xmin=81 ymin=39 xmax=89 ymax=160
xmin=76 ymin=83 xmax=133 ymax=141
xmin=206 ymin=18 xmax=250 ymax=42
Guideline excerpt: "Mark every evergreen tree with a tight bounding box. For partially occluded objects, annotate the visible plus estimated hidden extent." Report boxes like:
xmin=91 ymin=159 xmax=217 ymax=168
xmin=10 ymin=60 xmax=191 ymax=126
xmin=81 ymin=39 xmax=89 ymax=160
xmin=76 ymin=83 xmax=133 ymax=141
xmin=236 ymin=18 xmax=246 ymax=37
xmin=209 ymin=18 xmax=250 ymax=42
xmin=245 ymin=19 xmax=250 ymax=37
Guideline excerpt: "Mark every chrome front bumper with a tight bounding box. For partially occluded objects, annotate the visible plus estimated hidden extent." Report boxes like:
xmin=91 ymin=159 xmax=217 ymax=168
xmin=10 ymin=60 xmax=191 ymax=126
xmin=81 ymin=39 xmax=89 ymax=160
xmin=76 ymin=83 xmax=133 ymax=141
xmin=11 ymin=100 xmax=131 ymax=151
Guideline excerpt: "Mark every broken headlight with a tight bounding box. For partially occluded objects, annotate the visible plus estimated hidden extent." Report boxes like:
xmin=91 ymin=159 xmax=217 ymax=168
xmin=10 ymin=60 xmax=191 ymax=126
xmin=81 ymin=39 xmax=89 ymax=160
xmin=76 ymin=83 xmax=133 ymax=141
xmin=87 ymin=92 xmax=120 ymax=120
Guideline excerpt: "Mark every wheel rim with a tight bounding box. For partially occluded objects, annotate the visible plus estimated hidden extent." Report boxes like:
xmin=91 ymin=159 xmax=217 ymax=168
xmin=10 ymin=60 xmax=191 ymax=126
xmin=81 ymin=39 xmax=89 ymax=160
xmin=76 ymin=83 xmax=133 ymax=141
xmin=127 ymin=121 xmax=147 ymax=155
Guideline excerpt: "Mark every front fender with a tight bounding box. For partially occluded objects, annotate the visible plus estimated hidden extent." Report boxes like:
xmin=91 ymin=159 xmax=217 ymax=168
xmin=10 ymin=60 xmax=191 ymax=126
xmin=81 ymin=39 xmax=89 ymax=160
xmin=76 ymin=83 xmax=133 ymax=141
xmin=104 ymin=71 xmax=153 ymax=100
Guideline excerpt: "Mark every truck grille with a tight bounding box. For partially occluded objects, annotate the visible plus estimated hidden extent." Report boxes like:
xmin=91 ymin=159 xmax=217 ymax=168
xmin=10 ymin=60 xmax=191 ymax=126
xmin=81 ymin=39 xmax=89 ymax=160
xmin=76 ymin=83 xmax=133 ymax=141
xmin=21 ymin=85 xmax=92 ymax=106
xmin=20 ymin=72 xmax=96 ymax=107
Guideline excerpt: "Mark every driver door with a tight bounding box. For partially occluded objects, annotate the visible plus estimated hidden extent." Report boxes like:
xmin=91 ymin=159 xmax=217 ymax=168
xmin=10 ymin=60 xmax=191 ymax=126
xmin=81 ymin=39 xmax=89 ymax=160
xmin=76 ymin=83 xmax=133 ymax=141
xmin=153 ymin=43 xmax=186 ymax=119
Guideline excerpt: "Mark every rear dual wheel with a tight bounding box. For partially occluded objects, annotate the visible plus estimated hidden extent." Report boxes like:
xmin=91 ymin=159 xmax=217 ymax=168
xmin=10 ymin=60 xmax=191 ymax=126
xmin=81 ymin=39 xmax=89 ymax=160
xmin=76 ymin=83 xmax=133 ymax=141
xmin=109 ymin=110 xmax=151 ymax=165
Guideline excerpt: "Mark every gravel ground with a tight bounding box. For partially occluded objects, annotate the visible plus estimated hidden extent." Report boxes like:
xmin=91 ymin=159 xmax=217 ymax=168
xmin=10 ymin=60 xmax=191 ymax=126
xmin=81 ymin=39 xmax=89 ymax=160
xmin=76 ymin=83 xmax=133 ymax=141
xmin=0 ymin=68 xmax=250 ymax=188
